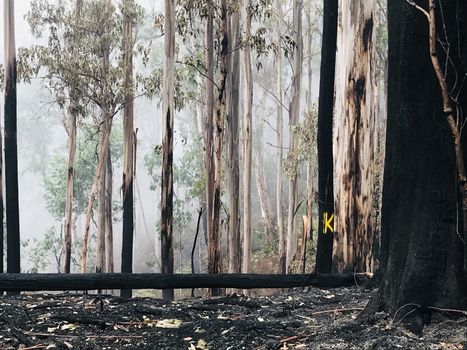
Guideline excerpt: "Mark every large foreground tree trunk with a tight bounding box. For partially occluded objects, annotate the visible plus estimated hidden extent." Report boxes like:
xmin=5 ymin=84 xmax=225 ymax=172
xmin=160 ymin=0 xmax=176 ymax=301
xmin=367 ymin=0 xmax=467 ymax=322
xmin=4 ymin=0 xmax=21 ymax=282
xmin=333 ymin=0 xmax=376 ymax=273
xmin=315 ymin=0 xmax=337 ymax=274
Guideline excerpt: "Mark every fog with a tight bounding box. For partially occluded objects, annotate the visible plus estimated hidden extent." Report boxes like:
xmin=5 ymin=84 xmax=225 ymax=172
xmin=1 ymin=0 xmax=321 ymax=274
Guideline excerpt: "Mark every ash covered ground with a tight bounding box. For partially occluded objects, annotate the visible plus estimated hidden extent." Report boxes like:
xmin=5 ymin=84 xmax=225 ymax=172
xmin=0 ymin=287 xmax=465 ymax=349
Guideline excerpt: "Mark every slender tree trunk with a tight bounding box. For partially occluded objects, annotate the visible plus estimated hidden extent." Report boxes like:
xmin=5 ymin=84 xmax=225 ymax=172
xmin=161 ymin=0 xmax=176 ymax=302
xmin=62 ymin=0 xmax=82 ymax=274
xmin=227 ymin=6 xmax=241 ymax=275
xmin=0 ymin=113 xmax=3 ymax=280
xmin=96 ymin=129 xmax=107 ymax=272
xmin=105 ymin=151 xmax=114 ymax=273
xmin=274 ymin=0 xmax=286 ymax=274
xmin=255 ymin=115 xmax=275 ymax=238
xmin=204 ymin=8 xmax=215 ymax=279
xmin=4 ymin=0 xmax=20 ymax=283
xmin=121 ymin=0 xmax=135 ymax=299
xmin=209 ymin=0 xmax=229 ymax=296
xmin=333 ymin=0 xmax=376 ymax=274
xmin=315 ymin=0 xmax=337 ymax=274
xmin=285 ymin=0 xmax=303 ymax=273
xmin=81 ymin=125 xmax=111 ymax=273
xmin=366 ymin=0 xmax=467 ymax=321
xmin=242 ymin=0 xmax=253 ymax=276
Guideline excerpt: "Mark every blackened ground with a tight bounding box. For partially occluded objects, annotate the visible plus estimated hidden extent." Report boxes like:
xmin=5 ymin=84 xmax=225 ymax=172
xmin=0 ymin=287 xmax=465 ymax=349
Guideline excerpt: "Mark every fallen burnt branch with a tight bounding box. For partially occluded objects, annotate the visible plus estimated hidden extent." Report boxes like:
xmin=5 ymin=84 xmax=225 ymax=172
xmin=0 ymin=273 xmax=371 ymax=292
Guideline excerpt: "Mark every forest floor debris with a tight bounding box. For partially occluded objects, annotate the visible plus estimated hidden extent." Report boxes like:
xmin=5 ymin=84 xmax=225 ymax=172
xmin=0 ymin=287 xmax=465 ymax=349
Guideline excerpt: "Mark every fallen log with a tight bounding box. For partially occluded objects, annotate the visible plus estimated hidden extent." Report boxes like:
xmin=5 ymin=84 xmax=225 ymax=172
xmin=0 ymin=273 xmax=371 ymax=292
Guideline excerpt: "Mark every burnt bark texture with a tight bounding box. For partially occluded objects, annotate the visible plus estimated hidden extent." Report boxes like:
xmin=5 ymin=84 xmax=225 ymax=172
xmin=209 ymin=0 xmax=229 ymax=296
xmin=120 ymin=0 xmax=135 ymax=299
xmin=369 ymin=0 xmax=467 ymax=316
xmin=4 ymin=0 xmax=21 ymax=281
xmin=315 ymin=0 xmax=337 ymax=274
xmin=333 ymin=0 xmax=376 ymax=273
xmin=161 ymin=0 xmax=176 ymax=302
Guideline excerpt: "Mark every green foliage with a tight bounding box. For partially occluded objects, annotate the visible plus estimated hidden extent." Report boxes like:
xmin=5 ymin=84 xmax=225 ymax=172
xmin=284 ymin=104 xmax=318 ymax=178
xmin=22 ymin=227 xmax=62 ymax=273
xmin=43 ymin=124 xmax=123 ymax=220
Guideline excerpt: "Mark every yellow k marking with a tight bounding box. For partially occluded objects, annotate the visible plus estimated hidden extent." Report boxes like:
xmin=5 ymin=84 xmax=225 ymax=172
xmin=323 ymin=212 xmax=334 ymax=233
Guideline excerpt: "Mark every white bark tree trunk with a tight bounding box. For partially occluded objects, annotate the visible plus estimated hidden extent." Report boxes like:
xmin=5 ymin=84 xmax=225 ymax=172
xmin=242 ymin=0 xmax=253 ymax=275
xmin=333 ymin=0 xmax=376 ymax=273
xmin=285 ymin=0 xmax=303 ymax=272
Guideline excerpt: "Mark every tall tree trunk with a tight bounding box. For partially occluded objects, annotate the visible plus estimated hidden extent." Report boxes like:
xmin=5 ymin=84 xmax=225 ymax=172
xmin=62 ymin=0 xmax=82 ymax=274
xmin=96 ymin=40 xmax=112 ymax=274
xmin=227 ymin=5 xmax=241 ymax=275
xmin=96 ymin=131 xmax=107 ymax=272
xmin=242 ymin=0 xmax=253 ymax=276
xmin=315 ymin=0 xmax=337 ymax=274
xmin=204 ymin=7 xmax=215 ymax=279
xmin=4 ymin=0 xmax=21 ymax=283
xmin=209 ymin=0 xmax=229 ymax=296
xmin=333 ymin=0 xmax=376 ymax=274
xmin=285 ymin=0 xmax=302 ymax=273
xmin=274 ymin=0 xmax=286 ymax=274
xmin=255 ymin=114 xmax=275 ymax=238
xmin=121 ymin=0 xmax=135 ymax=299
xmin=81 ymin=122 xmax=111 ymax=273
xmin=161 ymin=0 xmax=176 ymax=302
xmin=366 ymin=0 xmax=467 ymax=322
xmin=0 ymin=117 xmax=3 ymax=280
xmin=105 ymin=151 xmax=114 ymax=273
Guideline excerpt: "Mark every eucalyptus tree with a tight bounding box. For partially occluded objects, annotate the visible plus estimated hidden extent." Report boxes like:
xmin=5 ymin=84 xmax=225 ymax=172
xmin=315 ymin=0 xmax=337 ymax=273
xmin=4 ymin=0 xmax=21 ymax=281
xmin=160 ymin=0 xmax=176 ymax=301
xmin=285 ymin=0 xmax=303 ymax=272
xmin=26 ymin=0 xmax=143 ymax=273
xmin=333 ymin=0 xmax=376 ymax=273
xmin=365 ymin=0 xmax=467 ymax=325
xmin=242 ymin=0 xmax=253 ymax=276
xmin=121 ymin=0 xmax=136 ymax=298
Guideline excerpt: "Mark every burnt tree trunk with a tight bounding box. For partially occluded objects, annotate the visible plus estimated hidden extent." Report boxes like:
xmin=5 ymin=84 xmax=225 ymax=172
xmin=367 ymin=0 xmax=467 ymax=320
xmin=333 ymin=0 xmax=376 ymax=273
xmin=121 ymin=0 xmax=135 ymax=298
xmin=4 ymin=0 xmax=21 ymax=282
xmin=315 ymin=0 xmax=337 ymax=274
xmin=161 ymin=0 xmax=176 ymax=302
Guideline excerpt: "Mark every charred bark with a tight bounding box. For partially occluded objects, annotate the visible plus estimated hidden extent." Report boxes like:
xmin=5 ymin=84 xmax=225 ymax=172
xmin=367 ymin=0 xmax=467 ymax=319
xmin=315 ymin=0 xmax=337 ymax=274
xmin=4 ymin=0 xmax=21 ymax=283
xmin=160 ymin=0 xmax=176 ymax=302
xmin=121 ymin=0 xmax=135 ymax=299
